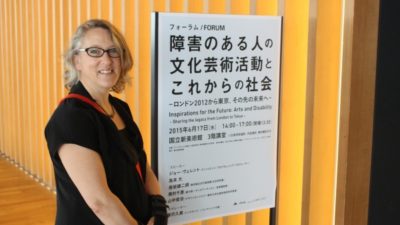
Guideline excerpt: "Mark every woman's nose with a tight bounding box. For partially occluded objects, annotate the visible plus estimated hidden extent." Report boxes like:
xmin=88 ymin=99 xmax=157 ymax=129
xmin=99 ymin=52 xmax=112 ymax=64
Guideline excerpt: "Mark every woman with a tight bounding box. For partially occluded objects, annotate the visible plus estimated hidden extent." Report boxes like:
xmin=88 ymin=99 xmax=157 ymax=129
xmin=45 ymin=19 xmax=167 ymax=225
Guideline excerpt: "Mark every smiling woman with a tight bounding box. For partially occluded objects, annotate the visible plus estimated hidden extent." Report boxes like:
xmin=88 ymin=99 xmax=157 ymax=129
xmin=44 ymin=19 xmax=168 ymax=225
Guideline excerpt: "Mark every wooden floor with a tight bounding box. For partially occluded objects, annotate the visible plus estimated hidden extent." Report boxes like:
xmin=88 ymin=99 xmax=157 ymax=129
xmin=0 ymin=156 xmax=56 ymax=225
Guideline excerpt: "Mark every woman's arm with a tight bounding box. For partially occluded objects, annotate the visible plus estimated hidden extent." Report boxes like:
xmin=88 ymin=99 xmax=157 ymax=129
xmin=144 ymin=163 xmax=161 ymax=195
xmin=59 ymin=143 xmax=139 ymax=225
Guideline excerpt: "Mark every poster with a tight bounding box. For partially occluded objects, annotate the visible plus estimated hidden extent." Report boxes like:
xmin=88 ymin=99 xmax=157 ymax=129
xmin=151 ymin=12 xmax=281 ymax=225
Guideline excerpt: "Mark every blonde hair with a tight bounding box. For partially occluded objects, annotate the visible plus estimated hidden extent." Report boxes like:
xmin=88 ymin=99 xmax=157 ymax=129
xmin=63 ymin=19 xmax=133 ymax=93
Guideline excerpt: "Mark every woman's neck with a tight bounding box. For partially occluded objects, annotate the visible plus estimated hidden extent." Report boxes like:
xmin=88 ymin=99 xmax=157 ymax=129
xmin=80 ymin=80 xmax=111 ymax=107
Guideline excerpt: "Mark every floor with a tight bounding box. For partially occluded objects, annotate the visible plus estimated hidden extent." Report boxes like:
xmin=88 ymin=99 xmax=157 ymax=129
xmin=0 ymin=155 xmax=56 ymax=225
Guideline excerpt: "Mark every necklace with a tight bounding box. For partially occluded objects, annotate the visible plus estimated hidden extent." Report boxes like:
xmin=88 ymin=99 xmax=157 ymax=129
xmin=97 ymin=103 xmax=115 ymax=118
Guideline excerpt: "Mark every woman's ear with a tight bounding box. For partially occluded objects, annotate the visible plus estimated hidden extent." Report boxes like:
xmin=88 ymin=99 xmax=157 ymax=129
xmin=73 ymin=55 xmax=81 ymax=71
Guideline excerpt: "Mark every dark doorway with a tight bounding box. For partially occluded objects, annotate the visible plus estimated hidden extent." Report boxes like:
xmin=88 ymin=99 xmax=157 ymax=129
xmin=368 ymin=1 xmax=400 ymax=225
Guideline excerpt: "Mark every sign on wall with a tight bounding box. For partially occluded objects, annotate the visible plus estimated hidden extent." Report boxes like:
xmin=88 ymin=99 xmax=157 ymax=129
xmin=151 ymin=12 xmax=282 ymax=225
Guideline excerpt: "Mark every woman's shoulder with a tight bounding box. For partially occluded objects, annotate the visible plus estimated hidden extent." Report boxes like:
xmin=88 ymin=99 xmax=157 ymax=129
xmin=45 ymin=98 xmax=102 ymax=156
xmin=47 ymin=98 xmax=99 ymax=128
xmin=58 ymin=97 xmax=98 ymax=114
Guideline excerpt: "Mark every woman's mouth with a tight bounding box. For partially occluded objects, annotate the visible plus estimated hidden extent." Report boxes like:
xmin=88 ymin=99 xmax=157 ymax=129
xmin=98 ymin=69 xmax=113 ymax=74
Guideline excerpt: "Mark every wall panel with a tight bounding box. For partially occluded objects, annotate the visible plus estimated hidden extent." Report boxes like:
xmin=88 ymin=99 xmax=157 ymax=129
xmin=208 ymin=0 xmax=225 ymax=14
xmin=18 ymin=0 xmax=26 ymax=169
xmin=71 ymin=0 xmax=78 ymax=33
xmin=256 ymin=0 xmax=277 ymax=15
xmin=100 ymin=0 xmax=110 ymax=20
xmin=26 ymin=0 xmax=34 ymax=172
xmin=123 ymin=0 xmax=138 ymax=117
xmin=52 ymin=0 xmax=61 ymax=108
xmin=38 ymin=0 xmax=46 ymax=181
xmin=31 ymin=0 xmax=39 ymax=177
xmin=252 ymin=1 xmax=277 ymax=223
xmin=8 ymin=0 xmax=15 ymax=160
xmin=276 ymin=0 xmax=311 ymax=224
xmin=14 ymin=0 xmax=21 ymax=166
xmin=188 ymin=0 xmax=203 ymax=13
xmin=6 ymin=0 xmax=12 ymax=158
xmin=62 ymin=0 xmax=70 ymax=98
xmin=308 ymin=0 xmax=342 ymax=224
xmin=5 ymin=0 xmax=11 ymax=159
xmin=138 ymin=0 xmax=152 ymax=159
xmin=0 ymin=0 xmax=5 ymax=155
xmin=43 ymin=0 xmax=51 ymax=182
xmin=171 ymin=0 xmax=185 ymax=12
xmin=91 ymin=0 xmax=100 ymax=19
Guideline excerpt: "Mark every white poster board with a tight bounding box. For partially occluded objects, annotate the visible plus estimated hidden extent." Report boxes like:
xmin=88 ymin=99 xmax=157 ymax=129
xmin=151 ymin=12 xmax=281 ymax=225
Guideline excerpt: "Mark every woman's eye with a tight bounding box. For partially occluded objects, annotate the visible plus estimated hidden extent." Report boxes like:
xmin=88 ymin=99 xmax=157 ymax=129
xmin=108 ymin=48 xmax=120 ymax=56
xmin=88 ymin=48 xmax=102 ymax=55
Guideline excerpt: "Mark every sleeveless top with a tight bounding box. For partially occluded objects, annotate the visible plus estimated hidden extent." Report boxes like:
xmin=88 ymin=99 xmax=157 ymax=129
xmin=45 ymin=82 xmax=151 ymax=225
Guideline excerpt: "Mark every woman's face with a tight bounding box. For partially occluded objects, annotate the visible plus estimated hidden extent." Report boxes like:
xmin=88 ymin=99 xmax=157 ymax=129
xmin=74 ymin=27 xmax=121 ymax=92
